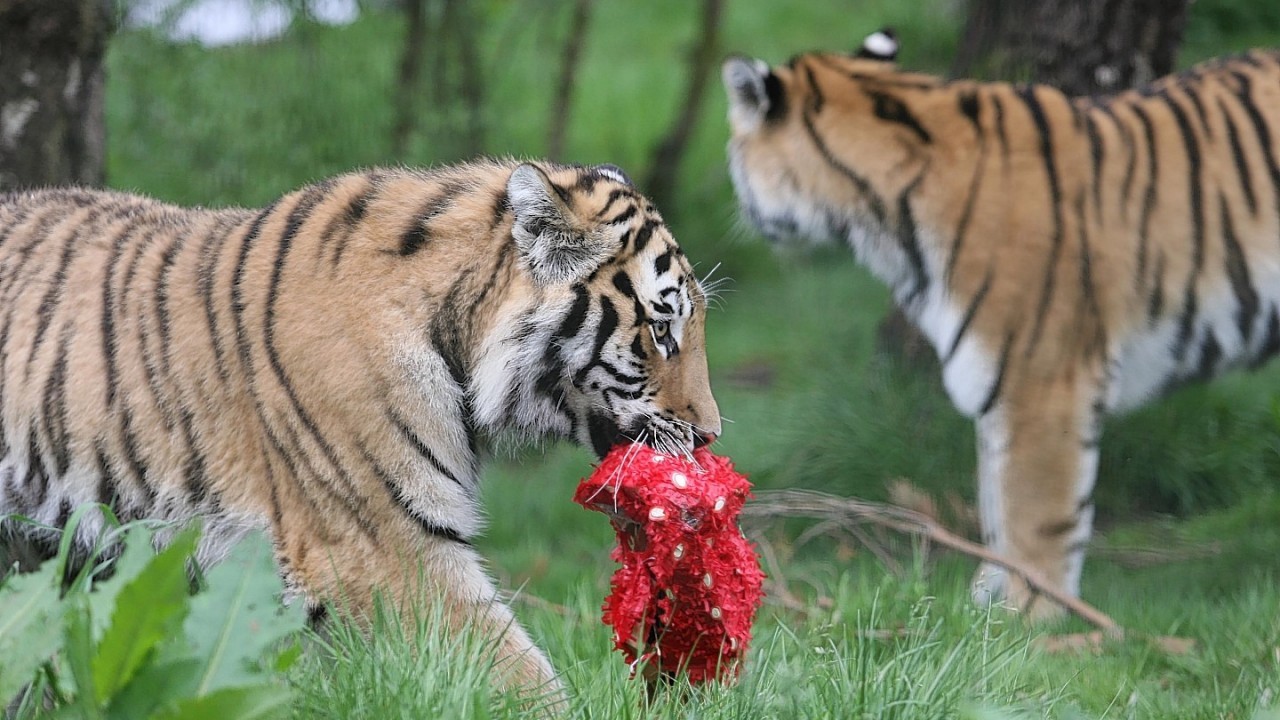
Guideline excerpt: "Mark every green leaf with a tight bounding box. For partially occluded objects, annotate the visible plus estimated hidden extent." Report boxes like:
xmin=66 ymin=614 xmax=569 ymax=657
xmin=0 ymin=556 xmax=65 ymax=703
xmin=91 ymin=528 xmax=199 ymax=701
xmin=62 ymin=593 xmax=103 ymax=719
xmin=103 ymin=657 xmax=203 ymax=720
xmin=182 ymin=532 xmax=303 ymax=696
xmin=86 ymin=524 xmax=161 ymax=642
xmin=152 ymin=684 xmax=293 ymax=720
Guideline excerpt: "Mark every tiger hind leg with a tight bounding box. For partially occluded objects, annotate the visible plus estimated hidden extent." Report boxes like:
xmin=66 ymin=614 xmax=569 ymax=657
xmin=970 ymin=373 xmax=1104 ymax=621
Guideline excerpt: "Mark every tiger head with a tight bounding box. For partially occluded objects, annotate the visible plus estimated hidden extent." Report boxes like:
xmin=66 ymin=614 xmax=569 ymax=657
xmin=721 ymin=29 xmax=937 ymax=254
xmin=479 ymin=163 xmax=721 ymax=459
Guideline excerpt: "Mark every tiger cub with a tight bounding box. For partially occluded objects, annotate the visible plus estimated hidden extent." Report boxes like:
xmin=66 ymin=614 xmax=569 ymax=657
xmin=722 ymin=29 xmax=1280 ymax=618
xmin=0 ymin=160 xmax=721 ymax=694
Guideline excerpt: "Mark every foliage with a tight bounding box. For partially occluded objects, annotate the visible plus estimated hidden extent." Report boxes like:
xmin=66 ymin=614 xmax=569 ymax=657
xmin=0 ymin=515 xmax=303 ymax=719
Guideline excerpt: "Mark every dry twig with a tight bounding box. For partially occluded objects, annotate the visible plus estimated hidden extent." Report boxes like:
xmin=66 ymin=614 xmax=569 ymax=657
xmin=743 ymin=488 xmax=1122 ymax=634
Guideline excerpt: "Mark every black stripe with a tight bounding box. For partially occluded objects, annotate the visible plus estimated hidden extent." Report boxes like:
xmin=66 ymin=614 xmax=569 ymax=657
xmin=198 ymin=214 xmax=246 ymax=384
xmin=1016 ymin=86 xmax=1065 ymax=359
xmin=42 ymin=327 xmax=73 ymax=476
xmin=1220 ymin=195 xmax=1259 ymax=344
xmin=800 ymin=108 xmax=888 ymax=224
xmin=1083 ymin=110 xmax=1105 ymax=216
xmin=387 ymin=410 xmax=464 ymax=488
xmin=1164 ymin=93 xmax=1205 ymax=362
xmin=1195 ymin=332 xmax=1222 ymax=380
xmin=804 ymin=65 xmax=825 ymax=113
xmin=1219 ymin=97 xmax=1258 ymax=216
xmin=947 ymin=91 xmax=987 ymax=285
xmin=369 ymin=445 xmax=470 ymax=545
xmin=1148 ymin=251 xmax=1165 ymax=323
xmin=867 ymin=89 xmax=931 ymax=143
xmin=894 ymin=177 xmax=930 ymax=305
xmin=331 ymin=177 xmax=378 ymax=268
xmin=612 ymin=270 xmax=645 ymax=323
xmin=26 ymin=207 xmax=103 ymax=379
xmin=1229 ymin=71 xmax=1280 ymax=237
xmin=1251 ymin=307 xmax=1280 ymax=369
xmin=944 ymin=268 xmax=993 ymax=364
xmin=979 ymin=331 xmax=1016 ymax=416
xmin=1130 ymin=103 xmax=1159 ymax=296
xmin=231 ymin=200 xmax=283 ymax=372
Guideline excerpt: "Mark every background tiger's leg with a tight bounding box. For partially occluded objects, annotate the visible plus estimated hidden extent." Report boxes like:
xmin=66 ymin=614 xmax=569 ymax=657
xmin=971 ymin=373 xmax=1103 ymax=621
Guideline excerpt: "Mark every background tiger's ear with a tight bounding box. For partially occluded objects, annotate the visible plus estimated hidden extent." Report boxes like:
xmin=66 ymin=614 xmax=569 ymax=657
xmin=508 ymin=163 xmax=613 ymax=286
xmin=722 ymin=55 xmax=780 ymax=132
xmin=856 ymin=27 xmax=899 ymax=61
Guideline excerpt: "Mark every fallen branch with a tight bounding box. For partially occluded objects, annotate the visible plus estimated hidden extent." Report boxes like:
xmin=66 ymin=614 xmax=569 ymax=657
xmin=743 ymin=488 xmax=1121 ymax=634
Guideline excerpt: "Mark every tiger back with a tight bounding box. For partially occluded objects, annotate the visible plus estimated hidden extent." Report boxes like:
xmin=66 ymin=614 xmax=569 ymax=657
xmin=0 ymin=159 xmax=721 ymax=697
xmin=722 ymin=30 xmax=1280 ymax=618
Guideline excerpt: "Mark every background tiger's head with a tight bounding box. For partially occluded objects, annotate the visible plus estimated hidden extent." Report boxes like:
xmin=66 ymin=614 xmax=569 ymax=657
xmin=721 ymin=29 xmax=941 ymax=250
xmin=483 ymin=163 xmax=721 ymax=459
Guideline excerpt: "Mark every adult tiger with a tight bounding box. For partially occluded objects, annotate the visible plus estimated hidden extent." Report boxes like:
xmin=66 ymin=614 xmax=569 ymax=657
xmin=722 ymin=30 xmax=1280 ymax=619
xmin=0 ymin=159 xmax=721 ymax=696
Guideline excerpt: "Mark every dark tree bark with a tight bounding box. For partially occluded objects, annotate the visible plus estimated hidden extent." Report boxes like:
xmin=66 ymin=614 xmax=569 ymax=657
xmin=390 ymin=0 xmax=486 ymax=161
xmin=951 ymin=0 xmax=1190 ymax=93
xmin=878 ymin=0 xmax=1190 ymax=370
xmin=546 ymin=0 xmax=593 ymax=160
xmin=643 ymin=0 xmax=723 ymax=212
xmin=0 ymin=0 xmax=115 ymax=191
xmin=391 ymin=0 xmax=428 ymax=158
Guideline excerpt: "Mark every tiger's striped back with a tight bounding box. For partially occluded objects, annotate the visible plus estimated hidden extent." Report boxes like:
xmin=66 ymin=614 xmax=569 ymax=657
xmin=723 ymin=34 xmax=1280 ymax=619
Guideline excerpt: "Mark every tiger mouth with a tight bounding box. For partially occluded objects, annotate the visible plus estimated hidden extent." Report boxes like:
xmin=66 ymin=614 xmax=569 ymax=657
xmin=588 ymin=416 xmax=688 ymax=459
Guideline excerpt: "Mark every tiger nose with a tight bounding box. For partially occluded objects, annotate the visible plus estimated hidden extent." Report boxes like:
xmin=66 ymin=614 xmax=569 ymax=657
xmin=693 ymin=430 xmax=717 ymax=449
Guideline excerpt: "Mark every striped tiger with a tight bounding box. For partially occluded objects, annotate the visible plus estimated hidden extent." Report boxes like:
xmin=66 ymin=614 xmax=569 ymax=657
xmin=0 ymin=159 xmax=721 ymax=695
xmin=722 ymin=29 xmax=1280 ymax=618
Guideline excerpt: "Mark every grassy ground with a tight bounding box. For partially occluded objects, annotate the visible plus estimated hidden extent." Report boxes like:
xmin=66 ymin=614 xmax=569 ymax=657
xmin=96 ymin=1 xmax=1280 ymax=717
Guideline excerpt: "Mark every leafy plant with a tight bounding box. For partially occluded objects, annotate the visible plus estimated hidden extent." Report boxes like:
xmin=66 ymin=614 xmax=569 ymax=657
xmin=0 ymin=513 xmax=303 ymax=719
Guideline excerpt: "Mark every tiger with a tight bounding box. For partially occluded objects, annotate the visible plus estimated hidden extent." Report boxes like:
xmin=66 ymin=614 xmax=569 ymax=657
xmin=722 ymin=28 xmax=1280 ymax=619
xmin=0 ymin=158 xmax=721 ymax=697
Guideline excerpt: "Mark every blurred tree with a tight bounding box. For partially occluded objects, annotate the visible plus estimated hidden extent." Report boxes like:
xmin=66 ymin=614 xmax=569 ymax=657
xmin=0 ymin=0 xmax=115 ymax=190
xmin=643 ymin=0 xmax=723 ymax=212
xmin=391 ymin=0 xmax=486 ymax=161
xmin=547 ymin=0 xmax=593 ymax=161
xmin=878 ymin=0 xmax=1191 ymax=370
xmin=952 ymin=0 xmax=1190 ymax=94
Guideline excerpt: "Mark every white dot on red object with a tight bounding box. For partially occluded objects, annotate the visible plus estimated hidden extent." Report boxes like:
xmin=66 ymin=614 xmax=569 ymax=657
xmin=651 ymin=454 xmax=664 ymax=463
xmin=673 ymin=543 xmax=685 ymax=559
xmin=703 ymin=573 xmax=713 ymax=588
xmin=671 ymin=472 xmax=688 ymax=488
xmin=710 ymin=607 xmax=722 ymax=620
xmin=714 ymin=497 xmax=726 ymax=512
xmin=649 ymin=506 xmax=666 ymax=520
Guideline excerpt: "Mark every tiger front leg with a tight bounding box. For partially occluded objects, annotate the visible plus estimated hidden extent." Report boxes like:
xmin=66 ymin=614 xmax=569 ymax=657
xmin=970 ymin=374 xmax=1104 ymax=621
xmin=291 ymin=529 xmax=564 ymax=707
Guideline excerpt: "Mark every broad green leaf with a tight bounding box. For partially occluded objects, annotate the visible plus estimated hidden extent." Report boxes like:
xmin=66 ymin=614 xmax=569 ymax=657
xmin=152 ymin=683 xmax=292 ymax=720
xmin=62 ymin=593 xmax=103 ymax=719
xmin=91 ymin=528 xmax=198 ymax=701
xmin=104 ymin=657 xmax=203 ymax=720
xmin=0 ymin=557 xmax=64 ymax=703
xmin=182 ymin=532 xmax=303 ymax=696
xmin=86 ymin=524 xmax=160 ymax=642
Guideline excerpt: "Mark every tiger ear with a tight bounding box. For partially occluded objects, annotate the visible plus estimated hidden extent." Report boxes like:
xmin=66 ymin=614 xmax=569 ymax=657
xmin=722 ymin=55 xmax=779 ymax=132
xmin=508 ymin=163 xmax=613 ymax=286
xmin=856 ymin=27 xmax=899 ymax=61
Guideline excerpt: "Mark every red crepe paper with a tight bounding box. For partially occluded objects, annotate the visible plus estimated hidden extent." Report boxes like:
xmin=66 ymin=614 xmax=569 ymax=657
xmin=574 ymin=443 xmax=765 ymax=683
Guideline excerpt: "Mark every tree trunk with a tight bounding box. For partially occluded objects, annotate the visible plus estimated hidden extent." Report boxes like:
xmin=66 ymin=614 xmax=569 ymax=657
xmin=642 ymin=0 xmax=723 ymax=212
xmin=0 ymin=0 xmax=114 ymax=191
xmin=546 ymin=0 xmax=593 ymax=160
xmin=878 ymin=0 xmax=1190 ymax=370
xmin=390 ymin=0 xmax=427 ymax=159
xmin=951 ymin=0 xmax=1190 ymax=93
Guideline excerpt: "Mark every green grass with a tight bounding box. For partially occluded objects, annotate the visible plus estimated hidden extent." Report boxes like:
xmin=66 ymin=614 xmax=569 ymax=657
xmin=93 ymin=1 xmax=1280 ymax=718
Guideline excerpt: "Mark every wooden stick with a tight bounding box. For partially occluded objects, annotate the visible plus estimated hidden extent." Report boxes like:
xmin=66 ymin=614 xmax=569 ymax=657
xmin=742 ymin=489 xmax=1122 ymax=634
